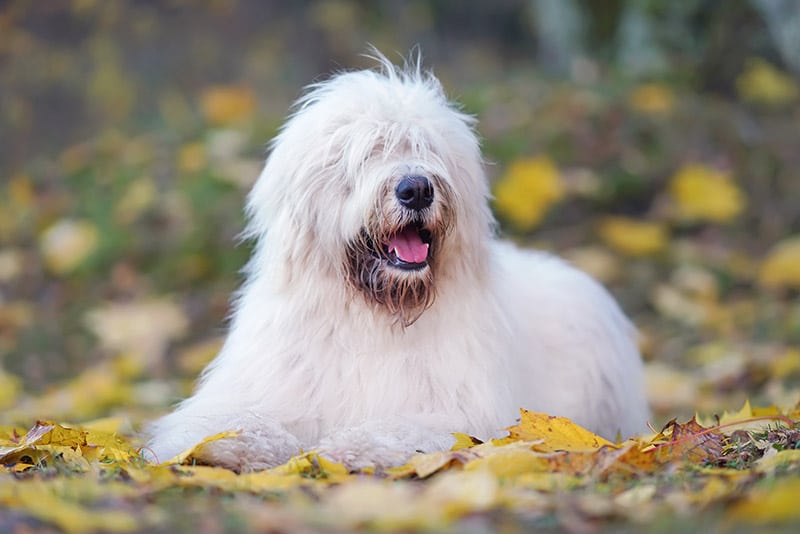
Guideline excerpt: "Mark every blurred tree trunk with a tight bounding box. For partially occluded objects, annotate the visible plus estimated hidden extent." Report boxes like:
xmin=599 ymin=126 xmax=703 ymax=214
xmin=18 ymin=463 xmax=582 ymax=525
xmin=752 ymin=0 xmax=800 ymax=74
xmin=529 ymin=0 xmax=585 ymax=75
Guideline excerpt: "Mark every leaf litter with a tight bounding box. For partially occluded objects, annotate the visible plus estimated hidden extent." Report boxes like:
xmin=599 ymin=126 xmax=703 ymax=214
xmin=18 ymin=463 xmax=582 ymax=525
xmin=1 ymin=404 xmax=799 ymax=532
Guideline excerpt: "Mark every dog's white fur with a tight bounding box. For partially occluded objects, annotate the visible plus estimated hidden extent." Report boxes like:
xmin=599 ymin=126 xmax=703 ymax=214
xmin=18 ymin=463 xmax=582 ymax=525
xmin=147 ymin=54 xmax=649 ymax=472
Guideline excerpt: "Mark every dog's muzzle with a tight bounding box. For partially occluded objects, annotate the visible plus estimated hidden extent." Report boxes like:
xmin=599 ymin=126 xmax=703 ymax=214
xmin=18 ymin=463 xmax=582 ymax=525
xmin=382 ymin=175 xmax=434 ymax=271
xmin=345 ymin=172 xmax=448 ymax=325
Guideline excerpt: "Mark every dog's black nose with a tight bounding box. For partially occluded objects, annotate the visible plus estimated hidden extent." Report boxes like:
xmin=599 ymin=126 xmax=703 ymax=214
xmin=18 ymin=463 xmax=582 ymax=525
xmin=395 ymin=175 xmax=434 ymax=211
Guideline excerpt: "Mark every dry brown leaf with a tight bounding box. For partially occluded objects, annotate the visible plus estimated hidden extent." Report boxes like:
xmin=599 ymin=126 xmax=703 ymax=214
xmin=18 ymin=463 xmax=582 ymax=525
xmin=652 ymin=417 xmax=724 ymax=464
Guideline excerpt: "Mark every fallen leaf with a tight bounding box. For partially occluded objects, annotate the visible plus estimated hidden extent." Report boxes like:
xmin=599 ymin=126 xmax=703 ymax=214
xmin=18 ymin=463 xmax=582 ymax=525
xmin=163 ymin=430 xmax=240 ymax=465
xmin=598 ymin=216 xmax=668 ymax=256
xmin=758 ymin=236 xmax=800 ymax=290
xmin=505 ymin=409 xmax=615 ymax=452
xmin=653 ymin=417 xmax=723 ymax=464
xmin=736 ymin=58 xmax=798 ymax=106
xmin=669 ymin=164 xmax=745 ymax=223
xmin=493 ymin=156 xmax=565 ymax=231
xmin=450 ymin=432 xmax=483 ymax=451
xmin=390 ymin=447 xmax=474 ymax=479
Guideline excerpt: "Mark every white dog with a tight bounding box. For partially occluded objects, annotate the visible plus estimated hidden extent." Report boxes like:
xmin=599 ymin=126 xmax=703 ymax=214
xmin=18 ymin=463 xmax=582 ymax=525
xmin=147 ymin=53 xmax=649 ymax=472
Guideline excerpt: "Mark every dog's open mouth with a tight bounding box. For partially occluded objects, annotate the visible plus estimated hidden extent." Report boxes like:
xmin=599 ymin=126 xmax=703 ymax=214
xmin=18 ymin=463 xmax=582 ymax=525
xmin=383 ymin=223 xmax=432 ymax=271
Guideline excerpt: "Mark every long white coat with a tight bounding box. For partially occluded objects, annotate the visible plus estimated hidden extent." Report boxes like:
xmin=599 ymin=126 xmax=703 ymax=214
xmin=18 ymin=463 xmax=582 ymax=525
xmin=147 ymin=56 xmax=649 ymax=472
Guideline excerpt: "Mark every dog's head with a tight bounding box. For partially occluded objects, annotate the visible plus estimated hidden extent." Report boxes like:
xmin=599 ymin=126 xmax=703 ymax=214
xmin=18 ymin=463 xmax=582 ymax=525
xmin=247 ymin=53 xmax=494 ymax=326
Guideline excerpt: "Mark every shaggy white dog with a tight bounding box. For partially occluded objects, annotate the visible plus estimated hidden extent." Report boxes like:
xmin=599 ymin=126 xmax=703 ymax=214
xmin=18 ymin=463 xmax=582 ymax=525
xmin=147 ymin=54 xmax=649 ymax=472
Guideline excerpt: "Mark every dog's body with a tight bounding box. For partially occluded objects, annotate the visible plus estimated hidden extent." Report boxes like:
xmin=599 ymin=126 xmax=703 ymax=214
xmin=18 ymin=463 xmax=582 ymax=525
xmin=147 ymin=55 xmax=649 ymax=472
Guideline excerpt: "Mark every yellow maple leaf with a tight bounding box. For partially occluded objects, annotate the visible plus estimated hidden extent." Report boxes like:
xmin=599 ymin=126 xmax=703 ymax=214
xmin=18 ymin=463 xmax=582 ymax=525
xmin=38 ymin=219 xmax=100 ymax=274
xmin=390 ymin=441 xmax=538 ymax=480
xmin=263 ymin=452 xmax=315 ymax=476
xmin=629 ymin=83 xmax=675 ymax=115
xmin=505 ymin=409 xmax=615 ymax=452
xmin=200 ymin=85 xmax=257 ymax=126
xmin=669 ymin=164 xmax=745 ymax=223
xmin=697 ymin=399 xmax=754 ymax=429
xmin=736 ymin=58 xmax=799 ymax=106
xmin=758 ymin=236 xmax=800 ymax=290
xmin=450 ymin=432 xmax=482 ymax=451
xmin=598 ymin=216 xmax=668 ymax=257
xmin=493 ymin=156 xmax=565 ymax=231
xmin=314 ymin=453 xmax=351 ymax=478
xmin=698 ymin=400 xmax=789 ymax=434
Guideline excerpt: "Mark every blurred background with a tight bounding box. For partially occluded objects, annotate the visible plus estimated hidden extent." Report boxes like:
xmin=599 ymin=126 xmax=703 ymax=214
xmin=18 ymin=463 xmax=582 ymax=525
xmin=1 ymin=0 xmax=799 ymax=431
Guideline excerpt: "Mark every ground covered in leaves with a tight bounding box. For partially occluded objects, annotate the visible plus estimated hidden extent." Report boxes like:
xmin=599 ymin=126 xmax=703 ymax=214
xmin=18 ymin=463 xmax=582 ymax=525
xmin=2 ymin=2 xmax=800 ymax=532
xmin=3 ymin=405 xmax=800 ymax=532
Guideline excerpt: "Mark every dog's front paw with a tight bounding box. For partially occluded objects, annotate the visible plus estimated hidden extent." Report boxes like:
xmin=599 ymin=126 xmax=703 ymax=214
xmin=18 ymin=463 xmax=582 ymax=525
xmin=316 ymin=420 xmax=451 ymax=471
xmin=193 ymin=420 xmax=302 ymax=473
xmin=317 ymin=436 xmax=411 ymax=471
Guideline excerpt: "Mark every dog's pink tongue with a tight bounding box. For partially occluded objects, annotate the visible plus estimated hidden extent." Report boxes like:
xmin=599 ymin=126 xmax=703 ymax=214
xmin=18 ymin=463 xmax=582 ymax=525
xmin=388 ymin=228 xmax=429 ymax=263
